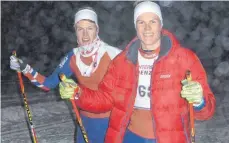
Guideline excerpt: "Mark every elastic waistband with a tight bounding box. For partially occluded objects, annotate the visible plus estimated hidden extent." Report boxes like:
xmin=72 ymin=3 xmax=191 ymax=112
xmin=80 ymin=110 xmax=111 ymax=118
xmin=126 ymin=129 xmax=156 ymax=140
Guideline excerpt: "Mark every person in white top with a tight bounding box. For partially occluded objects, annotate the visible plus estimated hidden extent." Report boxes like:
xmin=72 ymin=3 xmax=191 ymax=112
xmin=10 ymin=6 xmax=121 ymax=143
xmin=58 ymin=1 xmax=215 ymax=143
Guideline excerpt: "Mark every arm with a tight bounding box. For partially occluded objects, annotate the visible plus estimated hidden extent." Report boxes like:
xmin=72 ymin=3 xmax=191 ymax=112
xmin=22 ymin=51 xmax=74 ymax=91
xmin=75 ymin=60 xmax=117 ymax=113
xmin=189 ymin=53 xmax=216 ymax=120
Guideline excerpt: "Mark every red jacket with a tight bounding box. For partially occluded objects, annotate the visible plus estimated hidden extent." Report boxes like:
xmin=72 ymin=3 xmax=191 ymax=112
xmin=76 ymin=29 xmax=215 ymax=143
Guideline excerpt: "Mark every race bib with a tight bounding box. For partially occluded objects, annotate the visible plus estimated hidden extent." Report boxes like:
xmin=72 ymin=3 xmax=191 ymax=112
xmin=134 ymin=84 xmax=151 ymax=109
xmin=134 ymin=52 xmax=157 ymax=109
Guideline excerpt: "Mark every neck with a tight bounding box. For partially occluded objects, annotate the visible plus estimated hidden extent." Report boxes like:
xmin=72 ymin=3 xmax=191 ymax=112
xmin=141 ymin=39 xmax=161 ymax=51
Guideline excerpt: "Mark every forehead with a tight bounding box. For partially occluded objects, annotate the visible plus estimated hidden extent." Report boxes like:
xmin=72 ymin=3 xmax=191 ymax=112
xmin=137 ymin=12 xmax=160 ymax=21
xmin=76 ymin=20 xmax=96 ymax=28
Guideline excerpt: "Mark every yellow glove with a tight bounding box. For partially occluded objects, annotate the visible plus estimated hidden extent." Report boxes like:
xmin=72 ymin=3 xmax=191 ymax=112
xmin=59 ymin=76 xmax=79 ymax=100
xmin=181 ymin=79 xmax=203 ymax=105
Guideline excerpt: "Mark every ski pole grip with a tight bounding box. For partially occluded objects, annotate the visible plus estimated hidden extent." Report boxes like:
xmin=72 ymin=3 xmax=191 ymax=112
xmin=186 ymin=70 xmax=192 ymax=81
xmin=12 ymin=50 xmax=17 ymax=57
xmin=59 ymin=73 xmax=66 ymax=82
xmin=59 ymin=73 xmax=69 ymax=88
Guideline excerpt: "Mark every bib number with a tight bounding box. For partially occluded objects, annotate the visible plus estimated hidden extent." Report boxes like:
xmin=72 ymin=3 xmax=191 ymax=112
xmin=138 ymin=85 xmax=151 ymax=97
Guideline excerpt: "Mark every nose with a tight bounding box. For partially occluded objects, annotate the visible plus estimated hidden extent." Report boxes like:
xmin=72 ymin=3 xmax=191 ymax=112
xmin=144 ymin=23 xmax=152 ymax=31
xmin=83 ymin=29 xmax=89 ymax=37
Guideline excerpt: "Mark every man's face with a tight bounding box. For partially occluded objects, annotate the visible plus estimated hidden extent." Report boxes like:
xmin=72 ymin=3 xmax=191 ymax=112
xmin=75 ymin=20 xmax=97 ymax=46
xmin=136 ymin=12 xmax=162 ymax=49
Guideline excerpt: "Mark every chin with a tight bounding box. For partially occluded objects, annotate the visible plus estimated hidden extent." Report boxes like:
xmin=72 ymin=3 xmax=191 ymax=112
xmin=82 ymin=42 xmax=91 ymax=46
xmin=143 ymin=40 xmax=155 ymax=46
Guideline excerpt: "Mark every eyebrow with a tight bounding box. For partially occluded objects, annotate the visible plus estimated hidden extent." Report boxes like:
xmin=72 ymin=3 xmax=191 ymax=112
xmin=137 ymin=18 xmax=158 ymax=21
xmin=76 ymin=25 xmax=95 ymax=29
xmin=136 ymin=20 xmax=142 ymax=22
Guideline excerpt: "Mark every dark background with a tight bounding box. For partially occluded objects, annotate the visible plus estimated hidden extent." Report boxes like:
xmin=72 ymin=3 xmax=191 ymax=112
xmin=1 ymin=1 xmax=229 ymax=143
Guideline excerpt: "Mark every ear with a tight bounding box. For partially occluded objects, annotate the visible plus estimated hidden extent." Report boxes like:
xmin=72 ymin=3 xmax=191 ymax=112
xmin=96 ymin=26 xmax=99 ymax=34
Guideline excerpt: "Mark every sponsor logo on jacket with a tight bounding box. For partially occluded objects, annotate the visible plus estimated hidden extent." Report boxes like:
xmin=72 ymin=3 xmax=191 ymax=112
xmin=160 ymin=74 xmax=171 ymax=78
xmin=59 ymin=56 xmax=68 ymax=68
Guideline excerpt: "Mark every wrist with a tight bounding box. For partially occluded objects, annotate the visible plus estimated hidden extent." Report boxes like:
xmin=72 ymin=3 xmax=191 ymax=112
xmin=73 ymin=87 xmax=81 ymax=100
xmin=22 ymin=64 xmax=31 ymax=74
xmin=193 ymin=97 xmax=205 ymax=111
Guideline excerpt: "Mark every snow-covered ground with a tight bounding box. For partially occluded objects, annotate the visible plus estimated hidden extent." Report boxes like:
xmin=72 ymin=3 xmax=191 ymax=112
xmin=1 ymin=92 xmax=229 ymax=143
xmin=1 ymin=101 xmax=75 ymax=143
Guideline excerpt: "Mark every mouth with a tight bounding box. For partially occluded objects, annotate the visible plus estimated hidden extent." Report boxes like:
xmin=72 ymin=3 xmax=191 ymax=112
xmin=82 ymin=38 xmax=90 ymax=42
xmin=82 ymin=39 xmax=90 ymax=45
xmin=143 ymin=33 xmax=153 ymax=37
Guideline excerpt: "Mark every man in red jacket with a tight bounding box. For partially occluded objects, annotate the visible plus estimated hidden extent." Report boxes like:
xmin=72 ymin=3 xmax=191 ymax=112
xmin=60 ymin=1 xmax=215 ymax=143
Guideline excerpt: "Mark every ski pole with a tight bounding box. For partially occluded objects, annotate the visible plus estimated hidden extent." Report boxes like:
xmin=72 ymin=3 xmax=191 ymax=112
xmin=12 ymin=51 xmax=38 ymax=143
xmin=59 ymin=73 xmax=89 ymax=143
xmin=186 ymin=70 xmax=195 ymax=143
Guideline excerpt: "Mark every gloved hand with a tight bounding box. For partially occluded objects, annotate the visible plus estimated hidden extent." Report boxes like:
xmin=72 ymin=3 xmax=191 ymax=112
xmin=59 ymin=76 xmax=80 ymax=100
xmin=181 ymin=79 xmax=204 ymax=105
xmin=10 ymin=55 xmax=27 ymax=72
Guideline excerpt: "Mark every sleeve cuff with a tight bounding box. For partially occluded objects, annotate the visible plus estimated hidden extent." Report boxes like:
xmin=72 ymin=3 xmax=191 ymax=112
xmin=193 ymin=97 xmax=205 ymax=111
xmin=22 ymin=64 xmax=31 ymax=74
xmin=73 ymin=92 xmax=80 ymax=100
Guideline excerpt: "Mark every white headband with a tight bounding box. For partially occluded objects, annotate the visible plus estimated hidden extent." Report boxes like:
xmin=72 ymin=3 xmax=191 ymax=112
xmin=134 ymin=1 xmax=163 ymax=27
xmin=74 ymin=9 xmax=98 ymax=27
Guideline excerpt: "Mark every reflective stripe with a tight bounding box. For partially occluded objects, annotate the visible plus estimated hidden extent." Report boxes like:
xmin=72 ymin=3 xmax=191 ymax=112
xmin=33 ymin=72 xmax=38 ymax=78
